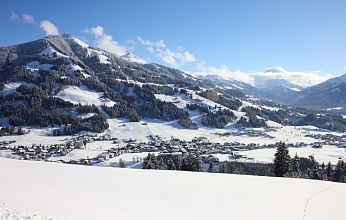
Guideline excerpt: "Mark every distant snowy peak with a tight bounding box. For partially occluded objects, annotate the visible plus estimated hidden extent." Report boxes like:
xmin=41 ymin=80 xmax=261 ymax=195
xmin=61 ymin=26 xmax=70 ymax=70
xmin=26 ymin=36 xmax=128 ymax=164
xmin=264 ymin=67 xmax=286 ymax=73
xmin=198 ymin=74 xmax=240 ymax=84
xmin=257 ymin=79 xmax=302 ymax=91
xmin=121 ymin=53 xmax=147 ymax=64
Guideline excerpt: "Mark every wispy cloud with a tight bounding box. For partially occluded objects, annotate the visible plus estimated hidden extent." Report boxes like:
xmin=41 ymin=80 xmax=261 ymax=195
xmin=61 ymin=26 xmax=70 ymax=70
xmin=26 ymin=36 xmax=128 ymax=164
xmin=9 ymin=12 xmax=35 ymax=25
xmin=85 ymin=26 xmax=130 ymax=55
xmin=9 ymin=12 xmax=19 ymax=20
xmin=137 ymin=36 xmax=196 ymax=68
xmin=40 ymin=20 xmax=59 ymax=36
xmin=22 ymin=13 xmax=35 ymax=24
xmin=137 ymin=36 xmax=166 ymax=48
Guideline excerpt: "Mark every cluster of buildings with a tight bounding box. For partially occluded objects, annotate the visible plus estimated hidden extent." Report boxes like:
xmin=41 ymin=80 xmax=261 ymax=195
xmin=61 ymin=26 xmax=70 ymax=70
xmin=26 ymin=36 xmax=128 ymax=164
xmin=5 ymin=128 xmax=344 ymax=165
xmin=214 ymin=130 xmax=275 ymax=139
xmin=304 ymin=133 xmax=346 ymax=148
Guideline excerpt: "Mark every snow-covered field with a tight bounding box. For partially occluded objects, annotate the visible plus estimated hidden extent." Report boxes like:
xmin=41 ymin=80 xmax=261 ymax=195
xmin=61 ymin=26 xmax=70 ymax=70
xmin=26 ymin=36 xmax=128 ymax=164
xmin=0 ymin=157 xmax=345 ymax=220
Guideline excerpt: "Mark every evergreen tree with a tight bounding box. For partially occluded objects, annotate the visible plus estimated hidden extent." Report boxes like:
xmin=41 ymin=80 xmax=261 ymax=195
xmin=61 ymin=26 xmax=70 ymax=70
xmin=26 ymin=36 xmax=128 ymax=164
xmin=274 ymin=142 xmax=291 ymax=177
xmin=157 ymin=157 xmax=167 ymax=170
xmin=325 ymin=161 xmax=333 ymax=181
xmin=308 ymin=155 xmax=320 ymax=179
xmin=290 ymin=153 xmax=301 ymax=178
xmin=207 ymin=162 xmax=216 ymax=173
xmin=119 ymin=158 xmax=125 ymax=168
xmin=167 ymin=158 xmax=176 ymax=170
xmin=218 ymin=161 xmax=227 ymax=173
xmin=320 ymin=162 xmax=326 ymax=180
xmin=334 ymin=159 xmax=345 ymax=182
xmin=195 ymin=153 xmax=204 ymax=172
xmin=143 ymin=153 xmax=158 ymax=169
xmin=181 ymin=153 xmax=196 ymax=171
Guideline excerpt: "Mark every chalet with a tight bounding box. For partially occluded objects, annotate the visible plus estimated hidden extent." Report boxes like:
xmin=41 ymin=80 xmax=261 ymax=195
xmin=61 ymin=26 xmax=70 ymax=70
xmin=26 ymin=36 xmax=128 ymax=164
xmin=98 ymin=153 xmax=109 ymax=161
xmin=26 ymin=149 xmax=36 ymax=156
xmin=312 ymin=142 xmax=323 ymax=148
xmin=74 ymin=141 xmax=85 ymax=149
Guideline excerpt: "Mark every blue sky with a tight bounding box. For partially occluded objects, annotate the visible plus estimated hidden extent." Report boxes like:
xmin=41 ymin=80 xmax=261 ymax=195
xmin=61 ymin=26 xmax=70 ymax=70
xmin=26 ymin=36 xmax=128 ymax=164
xmin=1 ymin=0 xmax=346 ymax=87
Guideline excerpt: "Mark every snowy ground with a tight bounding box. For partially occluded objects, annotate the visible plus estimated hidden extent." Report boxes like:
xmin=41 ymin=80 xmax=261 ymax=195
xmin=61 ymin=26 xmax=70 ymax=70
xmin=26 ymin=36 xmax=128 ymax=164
xmin=0 ymin=157 xmax=345 ymax=220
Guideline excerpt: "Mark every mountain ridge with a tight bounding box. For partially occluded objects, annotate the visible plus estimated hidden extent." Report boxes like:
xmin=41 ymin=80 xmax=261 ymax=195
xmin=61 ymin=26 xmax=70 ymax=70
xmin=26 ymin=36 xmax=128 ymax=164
xmin=1 ymin=34 xmax=346 ymax=135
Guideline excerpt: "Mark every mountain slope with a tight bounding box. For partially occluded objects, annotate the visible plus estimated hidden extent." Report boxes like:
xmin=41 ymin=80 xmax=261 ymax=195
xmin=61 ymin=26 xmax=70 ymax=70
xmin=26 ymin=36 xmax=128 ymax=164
xmin=0 ymin=35 xmax=210 ymax=133
xmin=294 ymin=74 xmax=346 ymax=109
xmin=257 ymin=79 xmax=303 ymax=104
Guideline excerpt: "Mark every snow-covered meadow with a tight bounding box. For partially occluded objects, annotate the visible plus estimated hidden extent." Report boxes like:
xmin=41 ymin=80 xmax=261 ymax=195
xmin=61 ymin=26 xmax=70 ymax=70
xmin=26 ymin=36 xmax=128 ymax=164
xmin=1 ymin=157 xmax=345 ymax=220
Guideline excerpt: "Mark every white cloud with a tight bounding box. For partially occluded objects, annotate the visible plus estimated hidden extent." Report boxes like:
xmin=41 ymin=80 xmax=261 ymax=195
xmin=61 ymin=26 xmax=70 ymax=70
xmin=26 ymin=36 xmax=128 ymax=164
xmin=40 ymin=20 xmax=59 ymax=36
xmin=190 ymin=63 xmax=255 ymax=85
xmin=250 ymin=67 xmax=332 ymax=88
xmin=189 ymin=65 xmax=331 ymax=88
xmin=22 ymin=13 xmax=35 ymax=24
xmin=137 ymin=36 xmax=196 ymax=68
xmin=85 ymin=26 xmax=129 ymax=55
xmin=87 ymin=26 xmax=104 ymax=37
xmin=137 ymin=36 xmax=165 ymax=48
xmin=9 ymin=12 xmax=19 ymax=20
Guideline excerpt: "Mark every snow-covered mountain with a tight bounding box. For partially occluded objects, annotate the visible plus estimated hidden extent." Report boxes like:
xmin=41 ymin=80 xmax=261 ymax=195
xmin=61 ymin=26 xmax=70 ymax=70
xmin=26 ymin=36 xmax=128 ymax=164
xmin=1 ymin=34 xmax=346 ymax=136
xmin=256 ymin=79 xmax=303 ymax=104
xmin=0 ymin=34 xmax=219 ymax=134
xmin=196 ymin=74 xmax=259 ymax=98
xmin=293 ymin=74 xmax=346 ymax=109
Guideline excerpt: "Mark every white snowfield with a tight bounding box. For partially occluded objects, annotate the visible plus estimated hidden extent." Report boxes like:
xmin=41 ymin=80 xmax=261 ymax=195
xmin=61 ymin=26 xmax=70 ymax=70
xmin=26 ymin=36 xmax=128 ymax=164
xmin=54 ymin=86 xmax=116 ymax=107
xmin=0 ymin=157 xmax=345 ymax=220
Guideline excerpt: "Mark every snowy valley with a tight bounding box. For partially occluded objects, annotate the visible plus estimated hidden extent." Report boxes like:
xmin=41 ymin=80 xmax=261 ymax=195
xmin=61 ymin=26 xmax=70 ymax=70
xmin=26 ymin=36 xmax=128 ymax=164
xmin=1 ymin=34 xmax=346 ymax=219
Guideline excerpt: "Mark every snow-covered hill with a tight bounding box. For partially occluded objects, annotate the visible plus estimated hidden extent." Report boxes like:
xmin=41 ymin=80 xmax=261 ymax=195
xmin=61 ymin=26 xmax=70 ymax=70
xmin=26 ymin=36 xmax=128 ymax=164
xmin=0 ymin=157 xmax=345 ymax=220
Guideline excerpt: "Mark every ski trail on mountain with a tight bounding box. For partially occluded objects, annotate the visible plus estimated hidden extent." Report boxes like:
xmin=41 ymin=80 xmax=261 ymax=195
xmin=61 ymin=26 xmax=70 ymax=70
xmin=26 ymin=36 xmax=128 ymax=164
xmin=98 ymin=106 xmax=111 ymax=120
xmin=302 ymin=183 xmax=338 ymax=220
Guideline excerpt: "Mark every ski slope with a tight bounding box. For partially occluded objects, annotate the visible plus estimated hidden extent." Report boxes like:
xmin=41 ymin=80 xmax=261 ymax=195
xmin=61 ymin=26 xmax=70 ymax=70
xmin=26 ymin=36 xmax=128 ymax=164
xmin=0 ymin=157 xmax=345 ymax=220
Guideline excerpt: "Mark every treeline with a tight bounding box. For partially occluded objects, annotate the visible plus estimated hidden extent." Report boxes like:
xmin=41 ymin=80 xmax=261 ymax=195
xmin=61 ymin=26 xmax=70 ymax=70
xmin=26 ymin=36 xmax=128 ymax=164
xmin=300 ymin=112 xmax=346 ymax=132
xmin=260 ymin=108 xmax=291 ymax=125
xmin=238 ymin=106 xmax=266 ymax=128
xmin=273 ymin=142 xmax=346 ymax=182
xmin=142 ymin=142 xmax=346 ymax=183
xmin=143 ymin=153 xmax=204 ymax=172
xmin=103 ymin=83 xmax=196 ymax=128
xmin=0 ymin=82 xmax=108 ymax=133
xmin=186 ymin=103 xmax=210 ymax=114
xmin=201 ymin=109 xmax=236 ymax=129
xmin=197 ymin=89 xmax=242 ymax=111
